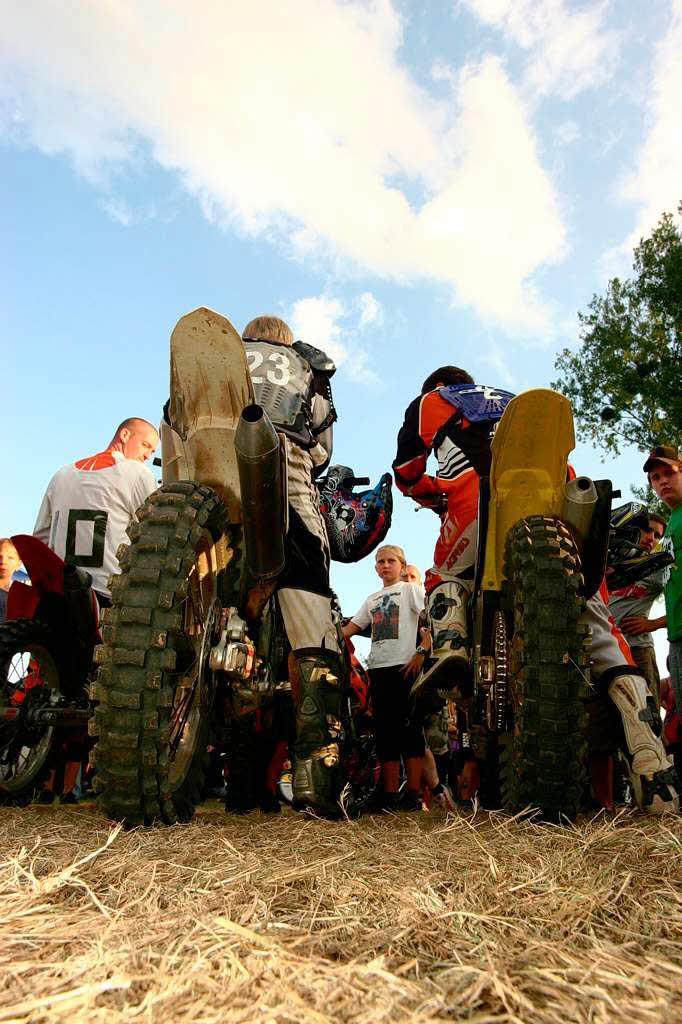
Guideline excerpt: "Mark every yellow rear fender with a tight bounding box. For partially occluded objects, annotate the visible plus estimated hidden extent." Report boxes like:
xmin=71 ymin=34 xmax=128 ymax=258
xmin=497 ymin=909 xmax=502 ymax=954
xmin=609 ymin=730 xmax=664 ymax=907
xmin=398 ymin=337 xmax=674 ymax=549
xmin=482 ymin=389 xmax=574 ymax=591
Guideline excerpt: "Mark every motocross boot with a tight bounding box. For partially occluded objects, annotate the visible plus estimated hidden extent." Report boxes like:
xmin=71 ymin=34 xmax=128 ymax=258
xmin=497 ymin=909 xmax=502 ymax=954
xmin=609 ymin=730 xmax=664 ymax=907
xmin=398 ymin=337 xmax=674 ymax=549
xmin=608 ymin=673 xmax=679 ymax=814
xmin=292 ymin=647 xmax=345 ymax=816
xmin=412 ymin=581 xmax=472 ymax=702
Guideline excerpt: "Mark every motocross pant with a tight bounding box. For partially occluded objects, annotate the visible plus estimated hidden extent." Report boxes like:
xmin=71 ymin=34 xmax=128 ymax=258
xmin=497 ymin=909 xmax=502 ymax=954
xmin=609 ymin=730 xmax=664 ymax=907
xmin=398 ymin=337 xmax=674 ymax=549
xmin=426 ymin=468 xmax=479 ymax=591
xmin=629 ymin=645 xmax=661 ymax=709
xmin=416 ymin=469 xmax=478 ymax=698
xmin=276 ymin=440 xmax=340 ymax=654
xmin=276 ymin=441 xmax=345 ymax=815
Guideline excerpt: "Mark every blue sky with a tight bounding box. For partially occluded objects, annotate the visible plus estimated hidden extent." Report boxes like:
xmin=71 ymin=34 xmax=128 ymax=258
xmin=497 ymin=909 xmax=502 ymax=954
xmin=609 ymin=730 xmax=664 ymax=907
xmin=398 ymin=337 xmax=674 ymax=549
xmin=2 ymin=0 xmax=681 ymax=665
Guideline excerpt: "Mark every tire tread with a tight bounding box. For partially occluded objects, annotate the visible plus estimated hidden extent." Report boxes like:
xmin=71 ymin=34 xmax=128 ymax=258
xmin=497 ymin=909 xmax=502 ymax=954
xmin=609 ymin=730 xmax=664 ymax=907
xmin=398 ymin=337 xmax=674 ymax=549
xmin=93 ymin=482 xmax=230 ymax=825
xmin=500 ymin=515 xmax=590 ymax=821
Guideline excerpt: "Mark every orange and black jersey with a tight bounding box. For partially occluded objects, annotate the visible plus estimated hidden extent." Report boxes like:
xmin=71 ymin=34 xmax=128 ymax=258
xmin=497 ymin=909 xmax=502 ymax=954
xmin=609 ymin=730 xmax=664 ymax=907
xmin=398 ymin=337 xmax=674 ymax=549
xmin=392 ymin=385 xmax=514 ymax=508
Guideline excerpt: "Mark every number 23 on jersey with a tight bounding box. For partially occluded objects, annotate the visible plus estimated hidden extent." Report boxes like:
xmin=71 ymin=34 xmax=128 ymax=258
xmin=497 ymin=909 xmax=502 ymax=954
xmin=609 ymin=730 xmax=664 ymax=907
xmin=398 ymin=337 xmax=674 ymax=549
xmin=246 ymin=350 xmax=291 ymax=385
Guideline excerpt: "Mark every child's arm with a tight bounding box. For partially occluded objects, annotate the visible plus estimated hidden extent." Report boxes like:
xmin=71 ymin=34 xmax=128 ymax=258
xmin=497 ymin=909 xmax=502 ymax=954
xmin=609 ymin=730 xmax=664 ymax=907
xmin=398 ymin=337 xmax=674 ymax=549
xmin=401 ymin=626 xmax=432 ymax=679
xmin=342 ymin=598 xmax=371 ymax=640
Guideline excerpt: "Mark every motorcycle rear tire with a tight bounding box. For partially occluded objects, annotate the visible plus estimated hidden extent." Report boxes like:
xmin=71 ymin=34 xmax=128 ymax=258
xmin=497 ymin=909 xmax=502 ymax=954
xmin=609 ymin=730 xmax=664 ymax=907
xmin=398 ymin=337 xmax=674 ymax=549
xmin=500 ymin=515 xmax=590 ymax=821
xmin=92 ymin=482 xmax=231 ymax=825
xmin=0 ymin=619 xmax=65 ymax=803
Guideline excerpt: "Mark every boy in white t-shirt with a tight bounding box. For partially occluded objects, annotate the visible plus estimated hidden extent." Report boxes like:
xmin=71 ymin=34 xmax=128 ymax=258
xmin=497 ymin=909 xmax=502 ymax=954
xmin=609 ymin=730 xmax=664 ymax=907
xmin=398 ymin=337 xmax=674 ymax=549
xmin=343 ymin=545 xmax=427 ymax=810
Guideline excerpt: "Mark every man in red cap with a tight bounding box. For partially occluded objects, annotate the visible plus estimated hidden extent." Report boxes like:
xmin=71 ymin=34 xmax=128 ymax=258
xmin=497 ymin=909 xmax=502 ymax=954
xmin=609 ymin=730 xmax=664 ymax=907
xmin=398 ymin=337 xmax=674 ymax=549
xmin=644 ymin=445 xmax=682 ymax=733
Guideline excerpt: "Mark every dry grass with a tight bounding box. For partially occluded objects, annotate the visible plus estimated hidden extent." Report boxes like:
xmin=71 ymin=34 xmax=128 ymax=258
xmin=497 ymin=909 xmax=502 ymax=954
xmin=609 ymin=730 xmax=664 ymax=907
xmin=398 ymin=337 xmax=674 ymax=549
xmin=1 ymin=803 xmax=681 ymax=1023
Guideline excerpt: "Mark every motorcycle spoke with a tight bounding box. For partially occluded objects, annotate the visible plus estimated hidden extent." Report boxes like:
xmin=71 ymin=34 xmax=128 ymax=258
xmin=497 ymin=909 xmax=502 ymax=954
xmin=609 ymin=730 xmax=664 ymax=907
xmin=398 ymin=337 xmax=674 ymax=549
xmin=168 ymin=684 xmax=196 ymax=761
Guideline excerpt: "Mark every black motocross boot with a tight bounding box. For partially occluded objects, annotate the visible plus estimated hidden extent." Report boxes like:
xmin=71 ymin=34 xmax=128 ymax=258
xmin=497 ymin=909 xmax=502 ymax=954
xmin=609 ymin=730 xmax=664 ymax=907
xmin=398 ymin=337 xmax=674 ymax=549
xmin=292 ymin=647 xmax=345 ymax=816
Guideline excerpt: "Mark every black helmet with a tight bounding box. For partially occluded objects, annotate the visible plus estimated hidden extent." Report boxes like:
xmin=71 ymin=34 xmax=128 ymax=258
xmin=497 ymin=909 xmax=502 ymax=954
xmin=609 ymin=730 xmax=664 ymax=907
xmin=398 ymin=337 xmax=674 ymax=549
xmin=318 ymin=466 xmax=393 ymax=563
xmin=607 ymin=501 xmax=672 ymax=587
xmin=608 ymin=502 xmax=650 ymax=564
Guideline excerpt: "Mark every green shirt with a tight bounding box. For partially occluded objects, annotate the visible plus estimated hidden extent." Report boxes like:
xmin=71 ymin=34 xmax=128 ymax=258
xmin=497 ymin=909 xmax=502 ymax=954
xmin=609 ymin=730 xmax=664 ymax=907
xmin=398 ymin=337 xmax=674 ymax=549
xmin=664 ymin=504 xmax=682 ymax=642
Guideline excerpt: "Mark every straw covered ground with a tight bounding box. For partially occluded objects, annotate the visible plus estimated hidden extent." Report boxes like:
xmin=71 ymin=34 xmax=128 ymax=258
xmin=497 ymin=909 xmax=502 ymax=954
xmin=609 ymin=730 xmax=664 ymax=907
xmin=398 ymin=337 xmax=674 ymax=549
xmin=1 ymin=803 xmax=681 ymax=1023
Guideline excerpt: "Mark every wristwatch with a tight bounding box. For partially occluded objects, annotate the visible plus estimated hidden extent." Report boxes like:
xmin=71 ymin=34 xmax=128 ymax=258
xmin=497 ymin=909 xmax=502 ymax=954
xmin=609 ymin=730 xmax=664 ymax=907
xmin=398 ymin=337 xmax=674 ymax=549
xmin=415 ymin=644 xmax=427 ymax=655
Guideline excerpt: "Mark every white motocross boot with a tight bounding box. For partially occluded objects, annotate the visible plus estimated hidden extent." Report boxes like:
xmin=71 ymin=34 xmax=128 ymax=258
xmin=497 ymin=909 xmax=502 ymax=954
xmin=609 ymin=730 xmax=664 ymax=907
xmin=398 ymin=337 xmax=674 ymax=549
xmin=608 ymin=673 xmax=679 ymax=814
xmin=412 ymin=581 xmax=471 ymax=701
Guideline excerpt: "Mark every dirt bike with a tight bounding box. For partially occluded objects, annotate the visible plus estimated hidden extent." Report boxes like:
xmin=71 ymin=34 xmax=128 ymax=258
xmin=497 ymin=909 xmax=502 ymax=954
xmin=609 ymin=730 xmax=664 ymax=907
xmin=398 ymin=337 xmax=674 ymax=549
xmin=92 ymin=307 xmax=385 ymax=825
xmin=0 ymin=536 xmax=97 ymax=802
xmin=464 ymin=388 xmax=613 ymax=820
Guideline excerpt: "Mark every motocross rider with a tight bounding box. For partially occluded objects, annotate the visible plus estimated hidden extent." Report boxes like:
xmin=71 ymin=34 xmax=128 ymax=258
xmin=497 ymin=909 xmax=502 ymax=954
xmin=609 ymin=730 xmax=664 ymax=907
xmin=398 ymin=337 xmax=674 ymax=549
xmin=393 ymin=368 xmax=679 ymax=814
xmin=242 ymin=315 xmax=344 ymax=815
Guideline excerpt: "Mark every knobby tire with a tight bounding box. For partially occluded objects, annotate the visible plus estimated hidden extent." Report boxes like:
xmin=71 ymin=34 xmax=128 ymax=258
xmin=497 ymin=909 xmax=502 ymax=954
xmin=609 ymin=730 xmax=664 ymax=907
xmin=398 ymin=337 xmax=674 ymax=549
xmin=92 ymin=482 xmax=231 ymax=825
xmin=500 ymin=515 xmax=591 ymax=821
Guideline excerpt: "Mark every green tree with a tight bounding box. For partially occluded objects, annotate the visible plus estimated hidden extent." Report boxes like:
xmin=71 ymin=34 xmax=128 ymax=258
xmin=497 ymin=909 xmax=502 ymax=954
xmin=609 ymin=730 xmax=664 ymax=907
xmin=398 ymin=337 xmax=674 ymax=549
xmin=552 ymin=205 xmax=682 ymax=456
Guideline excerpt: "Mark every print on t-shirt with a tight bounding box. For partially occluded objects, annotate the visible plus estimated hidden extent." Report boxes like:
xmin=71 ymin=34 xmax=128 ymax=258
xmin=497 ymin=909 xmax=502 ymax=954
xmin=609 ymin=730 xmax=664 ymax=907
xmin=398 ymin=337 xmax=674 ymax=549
xmin=370 ymin=593 xmax=400 ymax=642
xmin=661 ymin=533 xmax=674 ymax=586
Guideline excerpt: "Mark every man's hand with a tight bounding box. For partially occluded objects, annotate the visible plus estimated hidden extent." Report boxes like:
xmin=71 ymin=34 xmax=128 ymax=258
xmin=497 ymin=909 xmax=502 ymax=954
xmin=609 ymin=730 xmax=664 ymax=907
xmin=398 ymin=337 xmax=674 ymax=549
xmin=621 ymin=614 xmax=666 ymax=636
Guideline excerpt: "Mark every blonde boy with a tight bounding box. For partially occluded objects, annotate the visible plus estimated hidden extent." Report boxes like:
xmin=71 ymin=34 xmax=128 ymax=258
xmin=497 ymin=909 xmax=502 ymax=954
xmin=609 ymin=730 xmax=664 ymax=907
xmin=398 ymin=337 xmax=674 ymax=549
xmin=343 ymin=545 xmax=426 ymax=810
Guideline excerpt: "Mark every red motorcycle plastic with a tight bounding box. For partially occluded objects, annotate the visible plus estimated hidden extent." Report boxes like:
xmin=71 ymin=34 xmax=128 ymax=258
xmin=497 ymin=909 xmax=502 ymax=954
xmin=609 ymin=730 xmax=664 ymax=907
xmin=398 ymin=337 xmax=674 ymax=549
xmin=0 ymin=535 xmax=98 ymax=803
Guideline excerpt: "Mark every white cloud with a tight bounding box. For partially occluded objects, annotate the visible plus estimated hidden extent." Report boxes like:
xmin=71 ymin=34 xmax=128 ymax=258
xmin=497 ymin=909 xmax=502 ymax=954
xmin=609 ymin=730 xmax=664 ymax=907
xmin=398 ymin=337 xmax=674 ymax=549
xmin=0 ymin=1 xmax=567 ymax=332
xmin=482 ymin=342 xmax=523 ymax=392
xmin=616 ymin=0 xmax=682 ymax=249
xmin=415 ymin=56 xmax=565 ymax=330
xmin=553 ymin=120 xmax=581 ymax=147
xmin=290 ymin=296 xmax=346 ymax=364
xmin=356 ymin=292 xmax=384 ymax=329
xmin=597 ymin=243 xmax=633 ymax=287
xmin=289 ymin=293 xmax=381 ymax=385
xmin=462 ymin=0 xmax=619 ymax=98
xmin=100 ymin=196 xmax=133 ymax=226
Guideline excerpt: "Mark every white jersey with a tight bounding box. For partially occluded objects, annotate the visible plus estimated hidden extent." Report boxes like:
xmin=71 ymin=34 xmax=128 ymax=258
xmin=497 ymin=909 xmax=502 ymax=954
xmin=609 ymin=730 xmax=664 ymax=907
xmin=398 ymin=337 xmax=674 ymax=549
xmin=33 ymin=451 xmax=157 ymax=597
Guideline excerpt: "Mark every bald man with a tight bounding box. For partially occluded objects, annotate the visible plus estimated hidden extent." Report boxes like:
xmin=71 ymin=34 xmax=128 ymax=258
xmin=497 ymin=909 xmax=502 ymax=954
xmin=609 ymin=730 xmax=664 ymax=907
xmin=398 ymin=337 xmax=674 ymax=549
xmin=34 ymin=418 xmax=159 ymax=605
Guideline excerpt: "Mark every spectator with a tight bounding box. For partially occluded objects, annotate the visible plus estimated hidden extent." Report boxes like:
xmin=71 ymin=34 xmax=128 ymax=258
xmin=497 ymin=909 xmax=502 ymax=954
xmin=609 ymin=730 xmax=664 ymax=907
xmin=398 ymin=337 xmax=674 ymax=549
xmin=402 ymin=564 xmax=423 ymax=585
xmin=343 ymin=544 xmax=427 ymax=810
xmin=645 ymin=446 xmax=682 ymax=729
xmin=608 ymin=512 xmax=667 ymax=706
xmin=33 ymin=418 xmax=159 ymax=607
xmin=0 ymin=538 xmax=21 ymax=623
